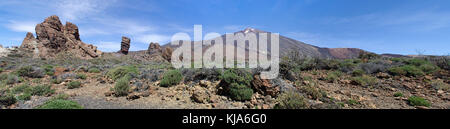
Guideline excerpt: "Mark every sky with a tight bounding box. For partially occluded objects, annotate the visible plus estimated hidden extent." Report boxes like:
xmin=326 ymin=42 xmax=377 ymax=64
xmin=0 ymin=0 xmax=449 ymax=55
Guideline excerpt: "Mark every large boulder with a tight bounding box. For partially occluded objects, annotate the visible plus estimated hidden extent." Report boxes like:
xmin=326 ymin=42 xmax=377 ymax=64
xmin=147 ymin=42 xmax=162 ymax=54
xmin=162 ymin=47 xmax=173 ymax=62
xmin=20 ymin=15 xmax=102 ymax=59
xmin=251 ymin=75 xmax=280 ymax=97
xmin=119 ymin=36 xmax=130 ymax=55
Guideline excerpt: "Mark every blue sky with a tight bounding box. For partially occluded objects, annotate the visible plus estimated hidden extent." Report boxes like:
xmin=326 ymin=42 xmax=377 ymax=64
xmin=0 ymin=0 xmax=449 ymax=55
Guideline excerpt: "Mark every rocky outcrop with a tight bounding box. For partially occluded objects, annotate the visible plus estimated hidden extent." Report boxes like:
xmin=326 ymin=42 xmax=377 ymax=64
xmin=251 ymin=75 xmax=280 ymax=97
xmin=119 ymin=36 xmax=130 ymax=55
xmin=147 ymin=42 xmax=162 ymax=54
xmin=20 ymin=15 xmax=102 ymax=59
xmin=162 ymin=47 xmax=173 ymax=62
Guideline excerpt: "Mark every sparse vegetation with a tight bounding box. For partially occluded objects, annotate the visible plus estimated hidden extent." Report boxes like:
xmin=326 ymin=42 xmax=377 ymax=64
xmin=67 ymin=81 xmax=82 ymax=89
xmin=274 ymin=91 xmax=308 ymax=109
xmin=0 ymin=93 xmax=17 ymax=106
xmin=160 ymin=69 xmax=183 ymax=87
xmin=88 ymin=68 xmax=101 ymax=73
xmin=394 ymin=92 xmax=404 ymax=97
xmin=31 ymin=85 xmax=55 ymax=96
xmin=106 ymin=66 xmax=138 ymax=81
xmin=431 ymin=80 xmax=449 ymax=91
xmin=113 ymin=75 xmax=131 ymax=97
xmin=351 ymin=75 xmax=377 ymax=86
xmin=35 ymin=99 xmax=83 ymax=109
xmin=408 ymin=96 xmax=431 ymax=107
xmin=16 ymin=66 xmax=44 ymax=78
xmin=76 ymin=73 xmax=87 ymax=80
xmin=11 ymin=83 xmax=31 ymax=94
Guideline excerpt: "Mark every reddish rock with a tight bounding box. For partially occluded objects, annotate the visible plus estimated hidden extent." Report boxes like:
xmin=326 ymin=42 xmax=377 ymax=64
xmin=20 ymin=15 xmax=102 ymax=59
xmin=162 ymin=47 xmax=173 ymax=62
xmin=147 ymin=42 xmax=162 ymax=54
xmin=119 ymin=36 xmax=130 ymax=55
xmin=251 ymin=75 xmax=280 ymax=97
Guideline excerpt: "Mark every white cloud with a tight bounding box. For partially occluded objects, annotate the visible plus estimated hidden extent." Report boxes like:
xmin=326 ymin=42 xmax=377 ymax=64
xmin=136 ymin=34 xmax=171 ymax=44
xmin=54 ymin=0 xmax=116 ymax=21
xmin=6 ymin=21 xmax=37 ymax=33
xmin=94 ymin=41 xmax=120 ymax=52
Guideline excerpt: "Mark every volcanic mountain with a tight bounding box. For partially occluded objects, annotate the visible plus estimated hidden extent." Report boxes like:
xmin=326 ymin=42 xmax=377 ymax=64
xmin=162 ymin=27 xmax=366 ymax=60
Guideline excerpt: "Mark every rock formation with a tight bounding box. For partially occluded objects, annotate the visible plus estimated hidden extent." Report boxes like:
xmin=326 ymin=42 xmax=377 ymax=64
xmin=162 ymin=47 xmax=173 ymax=62
xmin=19 ymin=15 xmax=102 ymax=59
xmin=147 ymin=42 xmax=162 ymax=55
xmin=119 ymin=36 xmax=130 ymax=55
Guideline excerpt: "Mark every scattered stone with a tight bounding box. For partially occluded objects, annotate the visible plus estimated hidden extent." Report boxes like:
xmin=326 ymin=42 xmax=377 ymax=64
xmin=192 ymin=90 xmax=209 ymax=104
xmin=126 ymin=93 xmax=141 ymax=100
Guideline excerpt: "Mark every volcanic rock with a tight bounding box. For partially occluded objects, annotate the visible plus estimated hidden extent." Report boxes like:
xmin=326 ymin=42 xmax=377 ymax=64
xmin=251 ymin=75 xmax=280 ymax=97
xmin=20 ymin=15 xmax=102 ymax=59
xmin=119 ymin=36 xmax=130 ymax=55
xmin=162 ymin=47 xmax=173 ymax=62
xmin=147 ymin=42 xmax=162 ymax=54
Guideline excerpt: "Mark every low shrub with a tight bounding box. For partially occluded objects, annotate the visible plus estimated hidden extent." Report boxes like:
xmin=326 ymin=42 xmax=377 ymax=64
xmin=388 ymin=65 xmax=424 ymax=77
xmin=35 ymin=99 xmax=83 ymax=109
xmin=419 ymin=64 xmax=438 ymax=74
xmin=16 ymin=66 xmax=44 ymax=78
xmin=0 ymin=93 xmax=17 ymax=106
xmin=106 ymin=66 xmax=138 ymax=81
xmin=431 ymin=80 xmax=449 ymax=91
xmin=67 ymin=81 xmax=82 ymax=89
xmin=113 ymin=76 xmax=131 ymax=97
xmin=42 ymin=65 xmax=55 ymax=76
xmin=0 ymin=68 xmax=3 ymax=73
xmin=220 ymin=69 xmax=254 ymax=101
xmin=228 ymin=83 xmax=253 ymax=101
xmin=11 ymin=84 xmax=31 ymax=94
xmin=17 ymin=92 xmax=32 ymax=101
xmin=352 ymin=69 xmax=365 ymax=76
xmin=76 ymin=74 xmax=87 ymax=80
xmin=51 ymin=78 xmax=63 ymax=84
xmin=408 ymin=96 xmax=431 ymax=107
xmin=88 ymin=68 xmax=101 ymax=73
xmin=394 ymin=92 xmax=404 ymax=97
xmin=5 ymin=74 xmax=19 ymax=85
xmin=274 ymin=91 xmax=308 ymax=109
xmin=324 ymin=71 xmax=342 ymax=82
xmin=160 ymin=70 xmax=183 ymax=87
xmin=300 ymin=85 xmax=324 ymax=100
xmin=351 ymin=75 xmax=377 ymax=86
xmin=31 ymin=85 xmax=55 ymax=96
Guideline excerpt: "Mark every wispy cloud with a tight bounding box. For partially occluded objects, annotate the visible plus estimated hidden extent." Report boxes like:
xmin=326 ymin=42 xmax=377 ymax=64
xmin=54 ymin=0 xmax=116 ymax=21
xmin=6 ymin=21 xmax=37 ymax=33
xmin=136 ymin=34 xmax=171 ymax=44
xmin=94 ymin=41 xmax=120 ymax=52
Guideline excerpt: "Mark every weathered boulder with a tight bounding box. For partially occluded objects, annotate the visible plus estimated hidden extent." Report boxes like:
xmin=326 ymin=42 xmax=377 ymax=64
xmin=147 ymin=42 xmax=162 ymax=54
xmin=251 ymin=75 xmax=280 ymax=97
xmin=162 ymin=47 xmax=173 ymax=62
xmin=119 ymin=36 xmax=130 ymax=55
xmin=20 ymin=15 xmax=102 ymax=59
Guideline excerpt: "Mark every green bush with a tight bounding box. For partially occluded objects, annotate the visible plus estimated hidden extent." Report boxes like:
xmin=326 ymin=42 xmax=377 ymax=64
xmin=408 ymin=96 xmax=431 ymax=107
xmin=324 ymin=71 xmax=342 ymax=82
xmin=106 ymin=66 xmax=138 ymax=81
xmin=88 ymin=68 xmax=101 ymax=73
xmin=67 ymin=81 xmax=82 ymax=89
xmin=394 ymin=92 xmax=404 ymax=97
xmin=419 ymin=64 xmax=438 ymax=74
xmin=405 ymin=58 xmax=429 ymax=66
xmin=352 ymin=69 xmax=365 ymax=76
xmin=347 ymin=99 xmax=359 ymax=105
xmin=0 ymin=93 xmax=17 ymax=106
xmin=11 ymin=84 xmax=31 ymax=94
xmin=16 ymin=66 xmax=34 ymax=77
xmin=17 ymin=92 xmax=32 ymax=101
xmin=389 ymin=65 xmax=424 ymax=77
xmin=229 ymin=83 xmax=253 ymax=101
xmin=42 ymin=65 xmax=55 ymax=76
xmin=113 ymin=76 xmax=131 ymax=97
xmin=274 ymin=91 xmax=308 ymax=109
xmin=51 ymin=78 xmax=63 ymax=84
xmin=0 ymin=68 xmax=3 ymax=73
xmin=339 ymin=59 xmax=361 ymax=72
xmin=300 ymin=85 xmax=324 ymax=100
xmin=35 ymin=99 xmax=83 ymax=109
xmin=351 ymin=75 xmax=377 ymax=86
xmin=5 ymin=74 xmax=19 ymax=85
xmin=220 ymin=69 xmax=254 ymax=101
xmin=52 ymin=94 xmax=70 ymax=100
xmin=160 ymin=70 xmax=183 ymax=87
xmin=0 ymin=74 xmax=7 ymax=81
xmin=76 ymin=74 xmax=87 ymax=80
xmin=31 ymin=85 xmax=55 ymax=96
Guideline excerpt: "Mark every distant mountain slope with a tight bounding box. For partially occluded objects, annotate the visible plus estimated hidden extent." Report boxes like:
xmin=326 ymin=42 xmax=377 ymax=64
xmin=162 ymin=27 xmax=366 ymax=59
